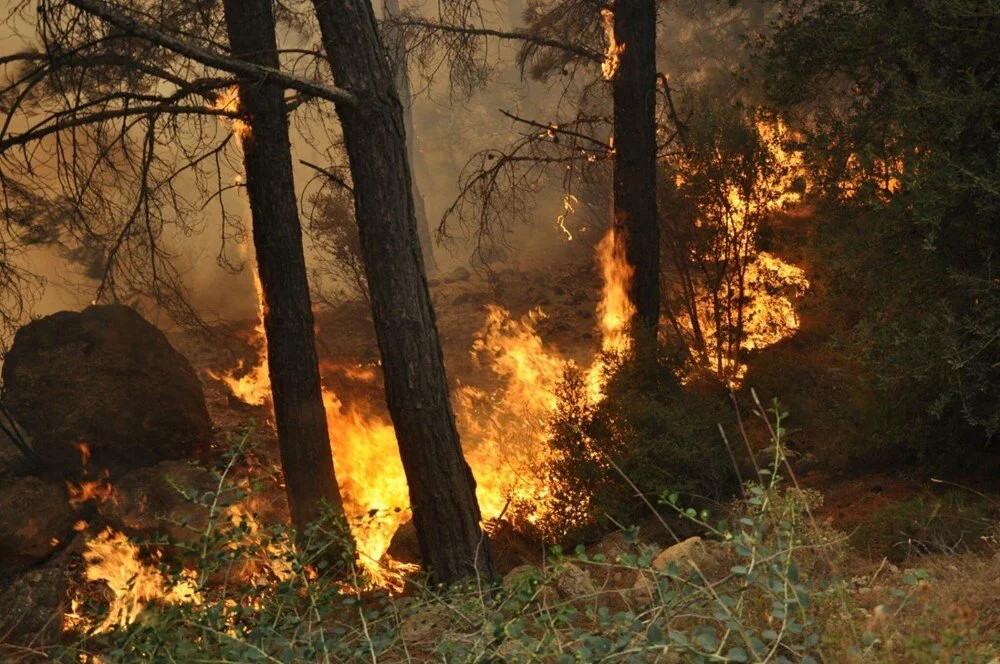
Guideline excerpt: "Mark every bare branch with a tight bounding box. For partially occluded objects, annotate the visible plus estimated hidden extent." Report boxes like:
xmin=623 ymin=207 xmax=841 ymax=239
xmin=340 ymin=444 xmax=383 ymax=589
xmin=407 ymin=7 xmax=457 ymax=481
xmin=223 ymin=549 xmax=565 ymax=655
xmin=65 ymin=0 xmax=360 ymax=106
xmin=391 ymin=16 xmax=602 ymax=63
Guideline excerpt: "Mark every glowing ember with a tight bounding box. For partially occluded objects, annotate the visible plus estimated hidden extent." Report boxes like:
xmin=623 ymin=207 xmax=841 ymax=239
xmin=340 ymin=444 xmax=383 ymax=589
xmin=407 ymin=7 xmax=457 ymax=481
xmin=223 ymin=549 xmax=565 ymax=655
xmin=67 ymin=472 xmax=112 ymax=508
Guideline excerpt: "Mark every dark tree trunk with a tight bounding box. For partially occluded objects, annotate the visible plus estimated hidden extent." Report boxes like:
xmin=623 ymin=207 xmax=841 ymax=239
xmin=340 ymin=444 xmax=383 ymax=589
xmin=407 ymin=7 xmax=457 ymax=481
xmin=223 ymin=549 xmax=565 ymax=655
xmin=612 ymin=0 xmax=660 ymax=339
xmin=222 ymin=0 xmax=345 ymax=531
xmin=310 ymin=0 xmax=494 ymax=584
xmin=382 ymin=0 xmax=439 ymax=273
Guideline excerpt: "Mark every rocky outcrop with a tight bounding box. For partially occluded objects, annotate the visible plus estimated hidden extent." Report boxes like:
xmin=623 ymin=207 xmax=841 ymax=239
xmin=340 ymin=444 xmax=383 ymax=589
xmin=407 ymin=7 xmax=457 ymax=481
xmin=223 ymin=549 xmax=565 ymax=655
xmin=97 ymin=460 xmax=217 ymax=553
xmin=631 ymin=536 xmax=733 ymax=607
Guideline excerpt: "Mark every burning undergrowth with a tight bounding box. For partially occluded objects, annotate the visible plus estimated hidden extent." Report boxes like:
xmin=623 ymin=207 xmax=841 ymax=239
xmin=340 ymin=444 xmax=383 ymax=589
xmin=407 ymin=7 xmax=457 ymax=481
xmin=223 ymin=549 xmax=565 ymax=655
xmin=204 ymin=229 xmax=637 ymax=589
xmin=197 ymin=221 xmax=808 ymax=591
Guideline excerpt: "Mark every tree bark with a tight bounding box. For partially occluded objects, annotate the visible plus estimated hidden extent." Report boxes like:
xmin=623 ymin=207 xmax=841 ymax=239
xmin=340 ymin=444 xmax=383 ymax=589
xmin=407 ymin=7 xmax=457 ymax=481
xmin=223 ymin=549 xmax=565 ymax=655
xmin=382 ymin=0 xmax=439 ymax=273
xmin=612 ymin=0 xmax=660 ymax=339
xmin=310 ymin=0 xmax=494 ymax=584
xmin=222 ymin=0 xmax=345 ymax=531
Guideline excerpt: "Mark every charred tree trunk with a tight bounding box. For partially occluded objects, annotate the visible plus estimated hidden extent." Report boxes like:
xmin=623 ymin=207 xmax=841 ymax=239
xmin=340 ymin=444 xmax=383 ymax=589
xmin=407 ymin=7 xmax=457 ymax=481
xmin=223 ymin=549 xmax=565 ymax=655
xmin=222 ymin=0 xmax=345 ymax=532
xmin=382 ymin=0 xmax=438 ymax=273
xmin=612 ymin=0 xmax=660 ymax=340
xmin=311 ymin=0 xmax=494 ymax=584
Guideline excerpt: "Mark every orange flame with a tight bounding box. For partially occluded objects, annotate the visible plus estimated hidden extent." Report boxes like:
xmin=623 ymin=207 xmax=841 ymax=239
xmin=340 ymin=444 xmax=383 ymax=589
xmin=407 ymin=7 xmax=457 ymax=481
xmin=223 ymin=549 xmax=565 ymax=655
xmin=207 ymin=227 xmax=635 ymax=586
xmin=70 ymin=529 xmax=200 ymax=632
xmin=600 ymin=8 xmax=625 ymax=80
xmin=212 ymin=86 xmax=252 ymax=143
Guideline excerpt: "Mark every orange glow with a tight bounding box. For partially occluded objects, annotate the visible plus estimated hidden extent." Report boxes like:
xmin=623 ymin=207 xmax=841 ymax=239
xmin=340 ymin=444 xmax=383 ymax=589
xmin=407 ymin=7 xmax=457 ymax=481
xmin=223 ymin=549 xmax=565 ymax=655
xmin=209 ymin=272 xmax=271 ymax=407
xmin=67 ymin=472 xmax=112 ymax=508
xmin=839 ymin=153 xmax=904 ymax=200
xmin=674 ymin=119 xmax=811 ymax=382
xmin=73 ymin=441 xmax=91 ymax=466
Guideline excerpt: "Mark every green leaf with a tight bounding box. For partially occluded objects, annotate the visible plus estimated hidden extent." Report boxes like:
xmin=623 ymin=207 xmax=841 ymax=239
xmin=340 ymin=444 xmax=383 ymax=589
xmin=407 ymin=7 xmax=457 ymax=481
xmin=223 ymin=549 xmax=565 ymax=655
xmin=726 ymin=647 xmax=748 ymax=662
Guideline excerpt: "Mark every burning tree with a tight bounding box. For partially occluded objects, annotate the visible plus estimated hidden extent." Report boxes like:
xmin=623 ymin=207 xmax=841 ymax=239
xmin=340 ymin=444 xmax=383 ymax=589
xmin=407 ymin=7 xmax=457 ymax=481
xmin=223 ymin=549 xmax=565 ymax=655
xmin=218 ymin=0 xmax=344 ymax=532
xmin=396 ymin=0 xmax=663 ymax=345
xmin=308 ymin=0 xmax=495 ymax=582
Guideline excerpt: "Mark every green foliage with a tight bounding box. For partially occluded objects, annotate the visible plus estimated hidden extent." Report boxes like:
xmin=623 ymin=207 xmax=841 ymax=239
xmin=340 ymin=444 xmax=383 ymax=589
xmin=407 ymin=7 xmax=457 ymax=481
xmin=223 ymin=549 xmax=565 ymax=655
xmin=850 ymin=491 xmax=999 ymax=563
xmin=762 ymin=0 xmax=1000 ymax=463
xmin=544 ymin=348 xmax=738 ymax=538
xmin=35 ymin=412 xmax=995 ymax=662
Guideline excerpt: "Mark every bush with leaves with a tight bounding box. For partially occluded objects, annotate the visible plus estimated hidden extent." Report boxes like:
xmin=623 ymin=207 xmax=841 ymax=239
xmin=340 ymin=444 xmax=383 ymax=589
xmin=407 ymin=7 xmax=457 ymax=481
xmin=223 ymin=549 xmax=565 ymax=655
xmin=762 ymin=0 xmax=1000 ymax=467
xmin=544 ymin=348 xmax=739 ymax=540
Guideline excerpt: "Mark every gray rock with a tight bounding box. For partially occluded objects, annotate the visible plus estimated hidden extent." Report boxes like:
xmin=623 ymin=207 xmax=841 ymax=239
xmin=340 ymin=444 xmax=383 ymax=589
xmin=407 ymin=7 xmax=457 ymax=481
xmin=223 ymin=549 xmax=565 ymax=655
xmin=0 ymin=567 xmax=66 ymax=647
xmin=0 ymin=476 xmax=76 ymax=578
xmin=554 ymin=562 xmax=595 ymax=600
xmin=631 ymin=537 xmax=732 ymax=608
xmin=98 ymin=460 xmax=217 ymax=553
xmin=2 ymin=305 xmax=212 ymax=479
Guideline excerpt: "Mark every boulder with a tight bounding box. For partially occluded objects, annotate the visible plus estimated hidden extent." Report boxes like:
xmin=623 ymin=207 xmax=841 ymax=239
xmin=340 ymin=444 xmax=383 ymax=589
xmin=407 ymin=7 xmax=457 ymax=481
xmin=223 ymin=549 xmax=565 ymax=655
xmin=2 ymin=305 xmax=212 ymax=478
xmin=98 ymin=460 xmax=217 ymax=552
xmin=554 ymin=562 xmax=595 ymax=600
xmin=648 ymin=536 xmax=731 ymax=578
xmin=502 ymin=564 xmax=558 ymax=605
xmin=631 ymin=537 xmax=732 ymax=608
xmin=399 ymin=604 xmax=451 ymax=645
xmin=0 ymin=476 xmax=77 ymax=578
xmin=0 ymin=567 xmax=66 ymax=647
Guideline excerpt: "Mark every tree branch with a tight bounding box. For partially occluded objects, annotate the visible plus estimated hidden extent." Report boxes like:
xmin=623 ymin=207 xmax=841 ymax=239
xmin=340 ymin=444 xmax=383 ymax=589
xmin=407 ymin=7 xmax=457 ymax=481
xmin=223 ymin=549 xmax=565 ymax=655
xmin=390 ymin=17 xmax=602 ymax=63
xmin=299 ymin=159 xmax=354 ymax=193
xmin=0 ymin=104 xmax=238 ymax=152
xmin=65 ymin=0 xmax=360 ymax=107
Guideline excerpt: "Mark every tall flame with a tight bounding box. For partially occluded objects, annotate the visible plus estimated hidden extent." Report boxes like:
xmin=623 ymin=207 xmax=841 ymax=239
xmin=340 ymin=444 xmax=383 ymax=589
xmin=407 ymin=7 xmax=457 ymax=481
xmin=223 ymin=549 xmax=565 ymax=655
xmin=69 ymin=529 xmax=200 ymax=633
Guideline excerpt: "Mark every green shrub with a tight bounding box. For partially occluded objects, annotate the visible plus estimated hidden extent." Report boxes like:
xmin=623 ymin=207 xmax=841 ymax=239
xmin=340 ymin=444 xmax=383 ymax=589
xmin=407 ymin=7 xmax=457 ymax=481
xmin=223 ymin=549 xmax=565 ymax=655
xmin=850 ymin=492 xmax=999 ymax=563
xmin=544 ymin=347 xmax=740 ymax=541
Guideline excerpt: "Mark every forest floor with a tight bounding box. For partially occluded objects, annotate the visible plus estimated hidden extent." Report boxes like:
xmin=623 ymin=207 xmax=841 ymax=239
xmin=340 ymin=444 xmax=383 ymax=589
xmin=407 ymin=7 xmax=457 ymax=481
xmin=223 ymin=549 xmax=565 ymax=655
xmin=161 ymin=254 xmax=1000 ymax=661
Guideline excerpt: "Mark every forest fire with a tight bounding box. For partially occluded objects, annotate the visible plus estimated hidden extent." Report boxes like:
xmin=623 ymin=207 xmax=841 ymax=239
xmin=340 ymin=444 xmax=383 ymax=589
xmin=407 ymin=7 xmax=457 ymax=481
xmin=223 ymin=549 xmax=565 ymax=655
xmin=2 ymin=0 xmax=994 ymax=657
xmin=204 ymin=227 xmax=637 ymax=584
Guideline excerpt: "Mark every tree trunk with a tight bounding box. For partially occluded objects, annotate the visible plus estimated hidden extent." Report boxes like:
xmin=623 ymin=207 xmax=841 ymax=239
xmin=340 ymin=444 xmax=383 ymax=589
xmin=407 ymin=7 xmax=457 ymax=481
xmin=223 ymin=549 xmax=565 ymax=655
xmin=222 ymin=0 xmax=345 ymax=532
xmin=382 ymin=0 xmax=438 ymax=273
xmin=310 ymin=0 xmax=494 ymax=584
xmin=612 ymin=0 xmax=660 ymax=340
